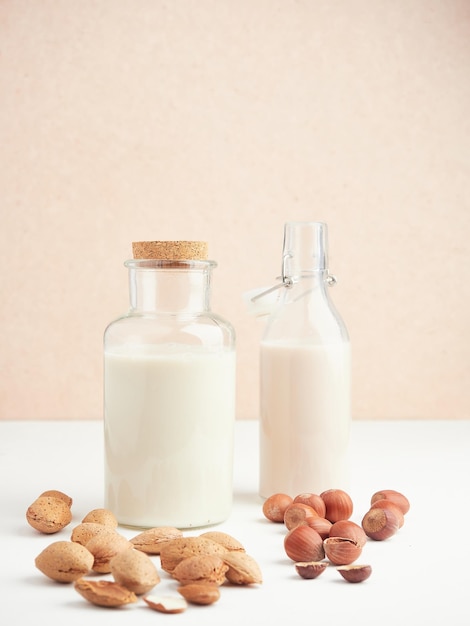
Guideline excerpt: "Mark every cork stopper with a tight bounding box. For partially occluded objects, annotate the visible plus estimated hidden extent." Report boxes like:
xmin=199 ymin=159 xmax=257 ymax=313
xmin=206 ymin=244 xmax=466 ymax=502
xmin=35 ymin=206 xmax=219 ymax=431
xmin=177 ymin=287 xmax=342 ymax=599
xmin=132 ymin=241 xmax=208 ymax=261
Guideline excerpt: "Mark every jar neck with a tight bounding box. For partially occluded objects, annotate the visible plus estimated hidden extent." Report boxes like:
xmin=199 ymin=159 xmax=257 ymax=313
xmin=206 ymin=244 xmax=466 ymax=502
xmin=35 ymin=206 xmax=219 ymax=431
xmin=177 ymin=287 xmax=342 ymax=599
xmin=125 ymin=260 xmax=216 ymax=315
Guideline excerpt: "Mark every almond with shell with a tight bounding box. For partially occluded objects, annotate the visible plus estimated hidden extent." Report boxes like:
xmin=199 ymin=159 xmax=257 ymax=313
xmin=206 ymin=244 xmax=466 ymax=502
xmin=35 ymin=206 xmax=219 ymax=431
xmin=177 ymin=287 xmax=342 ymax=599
xmin=159 ymin=536 xmax=227 ymax=574
xmin=74 ymin=578 xmax=137 ymax=607
xmin=130 ymin=526 xmax=183 ymax=554
xmin=222 ymin=552 xmax=263 ymax=585
xmin=81 ymin=508 xmax=118 ymax=528
xmin=172 ymin=554 xmax=229 ymax=586
xmin=86 ymin=531 xmax=133 ymax=573
xmin=26 ymin=496 xmax=72 ymax=534
xmin=177 ymin=583 xmax=221 ymax=605
xmin=199 ymin=531 xmax=245 ymax=552
xmin=71 ymin=522 xmax=116 ymax=546
xmin=110 ymin=548 xmax=160 ymax=595
xmin=35 ymin=540 xmax=93 ymax=582
xmin=39 ymin=489 xmax=73 ymax=508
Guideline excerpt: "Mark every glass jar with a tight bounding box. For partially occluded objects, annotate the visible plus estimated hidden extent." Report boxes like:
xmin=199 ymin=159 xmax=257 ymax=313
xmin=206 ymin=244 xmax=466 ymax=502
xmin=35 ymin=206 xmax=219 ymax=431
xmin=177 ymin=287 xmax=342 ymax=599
xmin=104 ymin=241 xmax=236 ymax=529
xmin=259 ymin=222 xmax=351 ymax=498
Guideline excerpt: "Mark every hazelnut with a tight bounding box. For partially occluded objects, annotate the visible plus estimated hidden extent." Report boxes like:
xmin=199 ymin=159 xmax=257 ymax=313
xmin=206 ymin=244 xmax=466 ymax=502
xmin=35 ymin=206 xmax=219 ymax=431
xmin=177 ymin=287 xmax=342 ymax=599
xmin=361 ymin=506 xmax=399 ymax=541
xmin=284 ymin=525 xmax=325 ymax=562
xmin=262 ymin=493 xmax=293 ymax=523
xmin=337 ymin=564 xmax=372 ymax=583
xmin=294 ymin=561 xmax=329 ymax=579
xmin=293 ymin=493 xmax=327 ymax=518
xmin=305 ymin=516 xmax=332 ymax=540
xmin=320 ymin=489 xmax=353 ymax=523
xmin=284 ymin=502 xmax=319 ymax=530
xmin=329 ymin=520 xmax=367 ymax=548
xmin=370 ymin=489 xmax=410 ymax=515
xmin=323 ymin=536 xmax=362 ymax=565
xmin=370 ymin=499 xmax=405 ymax=528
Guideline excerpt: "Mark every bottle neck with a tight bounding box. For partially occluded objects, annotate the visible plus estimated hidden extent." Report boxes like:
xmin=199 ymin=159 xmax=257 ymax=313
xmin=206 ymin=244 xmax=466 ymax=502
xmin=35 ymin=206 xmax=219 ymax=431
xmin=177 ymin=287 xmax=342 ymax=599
xmin=282 ymin=269 xmax=330 ymax=304
xmin=282 ymin=221 xmax=329 ymax=282
xmin=262 ymin=222 xmax=348 ymax=342
xmin=280 ymin=221 xmax=331 ymax=304
xmin=125 ymin=260 xmax=216 ymax=315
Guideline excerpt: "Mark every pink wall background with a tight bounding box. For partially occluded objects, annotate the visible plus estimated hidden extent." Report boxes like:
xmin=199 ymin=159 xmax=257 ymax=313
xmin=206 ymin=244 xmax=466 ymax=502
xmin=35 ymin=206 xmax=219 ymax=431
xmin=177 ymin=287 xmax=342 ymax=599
xmin=1 ymin=0 xmax=469 ymax=420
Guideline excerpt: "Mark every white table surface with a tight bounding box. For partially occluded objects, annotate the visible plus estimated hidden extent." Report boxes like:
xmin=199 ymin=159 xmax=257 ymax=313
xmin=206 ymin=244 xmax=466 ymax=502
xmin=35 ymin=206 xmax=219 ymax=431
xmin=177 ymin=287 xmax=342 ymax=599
xmin=1 ymin=419 xmax=469 ymax=625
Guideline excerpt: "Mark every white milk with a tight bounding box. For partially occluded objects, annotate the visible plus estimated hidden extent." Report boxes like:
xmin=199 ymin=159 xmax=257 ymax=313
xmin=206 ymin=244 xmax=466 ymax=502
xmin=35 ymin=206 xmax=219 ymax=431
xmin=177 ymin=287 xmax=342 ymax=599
xmin=259 ymin=340 xmax=351 ymax=498
xmin=104 ymin=345 xmax=236 ymax=528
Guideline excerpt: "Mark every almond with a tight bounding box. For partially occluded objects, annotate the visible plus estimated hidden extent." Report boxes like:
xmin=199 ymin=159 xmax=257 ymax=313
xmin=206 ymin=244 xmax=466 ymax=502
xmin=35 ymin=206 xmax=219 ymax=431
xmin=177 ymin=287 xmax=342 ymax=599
xmin=199 ymin=531 xmax=245 ymax=552
xmin=86 ymin=531 xmax=133 ymax=573
xmin=222 ymin=552 xmax=263 ymax=585
xmin=177 ymin=583 xmax=221 ymax=605
xmin=110 ymin=548 xmax=160 ymax=595
xmin=74 ymin=578 xmax=137 ymax=607
xmin=70 ymin=522 xmax=115 ymax=546
xmin=172 ymin=554 xmax=229 ymax=586
xmin=159 ymin=536 xmax=227 ymax=574
xmin=35 ymin=540 xmax=93 ymax=582
xmin=81 ymin=508 xmax=118 ymax=528
xmin=26 ymin=496 xmax=72 ymax=534
xmin=39 ymin=490 xmax=73 ymax=508
xmin=130 ymin=526 xmax=183 ymax=554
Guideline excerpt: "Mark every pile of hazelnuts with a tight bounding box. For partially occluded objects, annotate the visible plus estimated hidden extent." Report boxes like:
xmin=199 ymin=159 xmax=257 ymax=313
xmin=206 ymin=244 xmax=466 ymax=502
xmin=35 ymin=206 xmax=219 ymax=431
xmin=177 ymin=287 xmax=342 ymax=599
xmin=262 ymin=488 xmax=410 ymax=583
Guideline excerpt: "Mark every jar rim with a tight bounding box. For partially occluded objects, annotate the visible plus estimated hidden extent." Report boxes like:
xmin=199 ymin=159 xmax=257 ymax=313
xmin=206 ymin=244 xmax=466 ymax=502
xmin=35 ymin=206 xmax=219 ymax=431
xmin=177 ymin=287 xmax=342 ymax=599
xmin=124 ymin=259 xmax=217 ymax=270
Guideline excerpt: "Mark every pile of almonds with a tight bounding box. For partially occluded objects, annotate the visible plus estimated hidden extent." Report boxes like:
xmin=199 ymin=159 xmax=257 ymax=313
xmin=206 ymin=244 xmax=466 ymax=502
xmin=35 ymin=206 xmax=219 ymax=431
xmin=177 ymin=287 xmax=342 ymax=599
xmin=27 ymin=490 xmax=262 ymax=613
xmin=262 ymin=488 xmax=410 ymax=583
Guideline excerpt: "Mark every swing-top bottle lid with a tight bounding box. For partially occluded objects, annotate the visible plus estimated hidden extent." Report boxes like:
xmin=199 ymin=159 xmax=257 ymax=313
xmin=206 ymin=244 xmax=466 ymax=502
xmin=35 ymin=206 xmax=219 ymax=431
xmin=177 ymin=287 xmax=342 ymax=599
xmin=132 ymin=241 xmax=208 ymax=261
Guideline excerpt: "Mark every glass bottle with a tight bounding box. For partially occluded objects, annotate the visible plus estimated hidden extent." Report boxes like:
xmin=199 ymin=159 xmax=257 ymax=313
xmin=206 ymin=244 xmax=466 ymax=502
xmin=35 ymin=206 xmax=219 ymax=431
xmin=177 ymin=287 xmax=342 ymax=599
xmin=104 ymin=241 xmax=236 ymax=529
xmin=259 ymin=222 xmax=351 ymax=498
